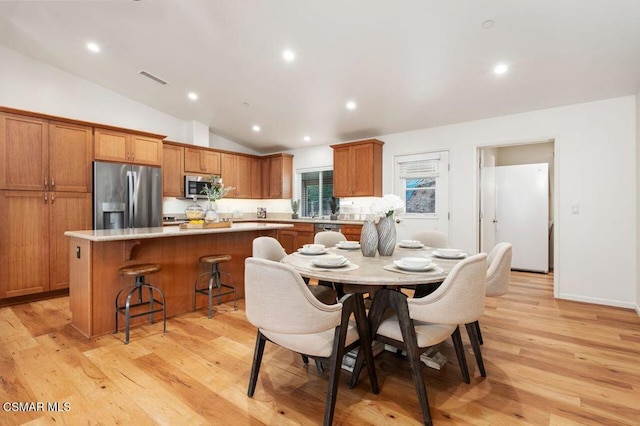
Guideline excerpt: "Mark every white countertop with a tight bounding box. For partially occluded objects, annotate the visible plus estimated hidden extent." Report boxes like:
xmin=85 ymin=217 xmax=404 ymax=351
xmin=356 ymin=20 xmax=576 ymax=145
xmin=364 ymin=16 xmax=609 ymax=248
xmin=64 ymin=222 xmax=292 ymax=242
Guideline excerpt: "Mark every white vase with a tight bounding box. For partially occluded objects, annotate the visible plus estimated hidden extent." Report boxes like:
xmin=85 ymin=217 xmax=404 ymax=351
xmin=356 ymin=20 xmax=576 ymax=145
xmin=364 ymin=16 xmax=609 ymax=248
xmin=376 ymin=216 xmax=396 ymax=256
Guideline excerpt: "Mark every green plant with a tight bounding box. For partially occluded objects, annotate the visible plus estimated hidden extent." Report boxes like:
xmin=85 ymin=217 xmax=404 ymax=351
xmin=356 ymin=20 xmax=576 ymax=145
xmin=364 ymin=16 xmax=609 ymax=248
xmin=200 ymin=175 xmax=235 ymax=202
xmin=291 ymin=199 xmax=300 ymax=213
xmin=329 ymin=197 xmax=339 ymax=214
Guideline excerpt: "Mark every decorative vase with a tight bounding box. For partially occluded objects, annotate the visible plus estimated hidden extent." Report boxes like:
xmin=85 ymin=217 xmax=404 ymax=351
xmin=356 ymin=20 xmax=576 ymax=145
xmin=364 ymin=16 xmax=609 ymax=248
xmin=204 ymin=201 xmax=218 ymax=222
xmin=377 ymin=216 xmax=396 ymax=256
xmin=360 ymin=220 xmax=378 ymax=257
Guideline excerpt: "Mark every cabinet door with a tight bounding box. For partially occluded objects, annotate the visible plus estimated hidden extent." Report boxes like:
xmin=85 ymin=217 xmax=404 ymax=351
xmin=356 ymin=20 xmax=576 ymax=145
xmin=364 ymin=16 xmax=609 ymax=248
xmin=201 ymin=150 xmax=221 ymax=175
xmin=184 ymin=147 xmax=204 ymax=173
xmin=261 ymin=158 xmax=270 ymax=198
xmin=332 ymin=145 xmax=351 ymax=197
xmin=236 ymin=155 xmax=251 ymax=198
xmin=342 ymin=224 xmax=362 ymax=242
xmin=277 ymin=229 xmax=297 ymax=254
xmin=269 ymin=156 xmax=283 ymax=199
xmin=49 ymin=192 xmax=92 ymax=291
xmin=49 ymin=121 xmax=93 ymax=192
xmin=251 ymin=157 xmax=262 ymax=198
xmin=131 ymin=135 xmax=163 ymax=166
xmin=0 ymin=190 xmax=50 ymax=298
xmin=351 ymin=143 xmax=375 ymax=196
xmin=0 ymin=113 xmax=49 ymax=191
xmin=94 ymin=128 xmax=129 ymax=162
xmin=163 ymin=144 xmax=184 ymax=196
xmin=220 ymin=153 xmax=238 ymax=197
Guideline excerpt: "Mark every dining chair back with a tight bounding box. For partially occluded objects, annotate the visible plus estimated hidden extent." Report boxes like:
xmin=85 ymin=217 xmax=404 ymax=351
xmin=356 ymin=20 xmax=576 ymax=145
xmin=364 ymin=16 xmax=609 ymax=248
xmin=245 ymin=257 xmax=373 ymax=425
xmin=252 ymin=236 xmax=287 ymax=262
xmin=314 ymin=231 xmax=347 ymax=247
xmin=411 ymin=230 xmax=450 ymax=248
xmin=358 ymin=253 xmax=487 ymax=425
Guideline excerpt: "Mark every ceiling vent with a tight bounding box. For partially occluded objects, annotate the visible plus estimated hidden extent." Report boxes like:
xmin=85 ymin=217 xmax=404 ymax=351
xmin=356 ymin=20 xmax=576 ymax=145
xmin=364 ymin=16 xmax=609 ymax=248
xmin=138 ymin=70 xmax=168 ymax=85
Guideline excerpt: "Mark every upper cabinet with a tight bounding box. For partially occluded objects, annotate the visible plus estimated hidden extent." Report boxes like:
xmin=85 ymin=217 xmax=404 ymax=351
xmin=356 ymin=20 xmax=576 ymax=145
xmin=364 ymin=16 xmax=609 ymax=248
xmin=184 ymin=147 xmax=221 ymax=175
xmin=94 ymin=128 xmax=163 ymax=166
xmin=262 ymin=154 xmax=293 ymax=199
xmin=162 ymin=143 xmax=184 ymax=197
xmin=220 ymin=153 xmax=238 ymax=197
xmin=0 ymin=112 xmax=92 ymax=192
xmin=332 ymin=139 xmax=383 ymax=197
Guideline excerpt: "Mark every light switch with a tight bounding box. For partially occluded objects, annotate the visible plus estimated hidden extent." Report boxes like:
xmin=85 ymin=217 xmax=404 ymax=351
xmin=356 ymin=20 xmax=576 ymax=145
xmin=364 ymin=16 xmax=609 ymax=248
xmin=571 ymin=205 xmax=580 ymax=214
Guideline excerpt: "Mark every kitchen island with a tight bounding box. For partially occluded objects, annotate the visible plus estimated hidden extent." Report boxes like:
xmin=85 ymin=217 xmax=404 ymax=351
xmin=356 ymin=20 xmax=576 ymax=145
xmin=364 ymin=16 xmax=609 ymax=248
xmin=65 ymin=222 xmax=292 ymax=338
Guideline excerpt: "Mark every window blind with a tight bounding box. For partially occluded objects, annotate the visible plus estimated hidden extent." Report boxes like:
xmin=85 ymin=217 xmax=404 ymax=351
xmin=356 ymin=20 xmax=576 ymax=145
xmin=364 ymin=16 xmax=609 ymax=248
xmin=398 ymin=156 xmax=440 ymax=179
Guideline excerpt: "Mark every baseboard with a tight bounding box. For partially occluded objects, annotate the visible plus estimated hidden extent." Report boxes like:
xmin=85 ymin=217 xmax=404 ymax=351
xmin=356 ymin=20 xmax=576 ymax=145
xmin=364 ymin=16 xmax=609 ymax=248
xmin=557 ymin=293 xmax=636 ymax=310
xmin=635 ymin=304 xmax=640 ymax=317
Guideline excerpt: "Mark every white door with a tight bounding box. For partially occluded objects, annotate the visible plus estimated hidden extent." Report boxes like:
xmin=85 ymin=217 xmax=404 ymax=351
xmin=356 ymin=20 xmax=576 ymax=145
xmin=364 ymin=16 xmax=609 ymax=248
xmin=394 ymin=151 xmax=449 ymax=241
xmin=480 ymin=149 xmax=497 ymax=253
xmin=495 ymin=163 xmax=549 ymax=272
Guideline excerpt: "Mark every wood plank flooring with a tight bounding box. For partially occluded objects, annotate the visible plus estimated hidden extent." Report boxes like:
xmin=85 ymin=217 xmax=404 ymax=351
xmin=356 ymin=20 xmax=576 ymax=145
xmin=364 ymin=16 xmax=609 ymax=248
xmin=1 ymin=271 xmax=639 ymax=425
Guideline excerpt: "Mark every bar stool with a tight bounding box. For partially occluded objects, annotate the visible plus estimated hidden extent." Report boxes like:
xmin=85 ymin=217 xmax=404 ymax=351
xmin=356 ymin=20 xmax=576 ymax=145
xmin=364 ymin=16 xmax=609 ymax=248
xmin=114 ymin=263 xmax=166 ymax=344
xmin=194 ymin=254 xmax=237 ymax=318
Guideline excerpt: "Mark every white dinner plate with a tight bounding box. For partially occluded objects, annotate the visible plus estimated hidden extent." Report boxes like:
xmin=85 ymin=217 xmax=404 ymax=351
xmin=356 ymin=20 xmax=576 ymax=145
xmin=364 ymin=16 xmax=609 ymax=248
xmin=393 ymin=260 xmax=436 ymax=272
xmin=297 ymin=248 xmax=328 ymax=255
xmin=336 ymin=243 xmax=361 ymax=250
xmin=312 ymin=258 xmax=350 ymax=268
xmin=432 ymin=250 xmax=467 ymax=259
xmin=399 ymin=243 xmax=425 ymax=249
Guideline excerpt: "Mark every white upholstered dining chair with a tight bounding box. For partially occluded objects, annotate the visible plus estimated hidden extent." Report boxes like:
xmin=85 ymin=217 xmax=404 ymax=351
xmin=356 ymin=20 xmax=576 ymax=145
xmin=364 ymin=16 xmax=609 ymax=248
xmin=314 ymin=231 xmax=347 ymax=247
xmin=473 ymin=242 xmax=512 ymax=344
xmin=411 ymin=230 xmax=450 ymax=248
xmin=245 ymin=257 xmax=378 ymax=426
xmin=354 ymin=253 xmax=487 ymax=425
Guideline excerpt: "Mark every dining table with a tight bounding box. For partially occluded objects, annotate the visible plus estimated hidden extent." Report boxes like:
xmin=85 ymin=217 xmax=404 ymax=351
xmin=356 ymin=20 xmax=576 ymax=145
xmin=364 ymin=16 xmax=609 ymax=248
xmin=282 ymin=242 xmax=470 ymax=381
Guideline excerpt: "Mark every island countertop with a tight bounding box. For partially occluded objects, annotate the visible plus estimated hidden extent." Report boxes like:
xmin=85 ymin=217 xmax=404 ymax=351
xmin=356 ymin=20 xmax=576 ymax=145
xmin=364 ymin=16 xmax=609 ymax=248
xmin=64 ymin=222 xmax=292 ymax=242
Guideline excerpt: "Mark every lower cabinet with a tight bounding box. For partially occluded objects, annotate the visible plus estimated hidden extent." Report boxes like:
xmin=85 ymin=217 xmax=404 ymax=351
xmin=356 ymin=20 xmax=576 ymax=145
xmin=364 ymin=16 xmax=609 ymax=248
xmin=342 ymin=224 xmax=362 ymax=242
xmin=0 ymin=190 xmax=91 ymax=299
xmin=277 ymin=223 xmax=314 ymax=253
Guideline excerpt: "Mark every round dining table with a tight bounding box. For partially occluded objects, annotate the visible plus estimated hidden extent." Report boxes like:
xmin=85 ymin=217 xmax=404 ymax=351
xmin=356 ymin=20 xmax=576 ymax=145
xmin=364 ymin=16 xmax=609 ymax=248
xmin=282 ymin=243 xmax=470 ymax=384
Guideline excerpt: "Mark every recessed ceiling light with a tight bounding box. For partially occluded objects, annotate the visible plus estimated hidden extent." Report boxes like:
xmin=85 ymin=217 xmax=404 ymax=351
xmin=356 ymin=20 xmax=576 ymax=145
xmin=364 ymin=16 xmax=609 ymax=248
xmin=493 ymin=63 xmax=508 ymax=75
xmin=303 ymin=136 xmax=311 ymax=142
xmin=282 ymin=49 xmax=295 ymax=62
xmin=86 ymin=42 xmax=100 ymax=53
xmin=346 ymin=100 xmax=357 ymax=110
xmin=187 ymin=92 xmax=198 ymax=101
xmin=252 ymin=125 xmax=261 ymax=132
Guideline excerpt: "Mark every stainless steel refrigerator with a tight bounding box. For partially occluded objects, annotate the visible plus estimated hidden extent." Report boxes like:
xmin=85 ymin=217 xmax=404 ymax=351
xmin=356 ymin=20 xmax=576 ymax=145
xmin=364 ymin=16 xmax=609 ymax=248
xmin=93 ymin=161 xmax=163 ymax=230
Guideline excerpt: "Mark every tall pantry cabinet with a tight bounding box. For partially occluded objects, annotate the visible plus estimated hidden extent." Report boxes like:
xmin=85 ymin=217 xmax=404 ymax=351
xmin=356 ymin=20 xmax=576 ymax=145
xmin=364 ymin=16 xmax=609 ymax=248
xmin=0 ymin=112 xmax=92 ymax=299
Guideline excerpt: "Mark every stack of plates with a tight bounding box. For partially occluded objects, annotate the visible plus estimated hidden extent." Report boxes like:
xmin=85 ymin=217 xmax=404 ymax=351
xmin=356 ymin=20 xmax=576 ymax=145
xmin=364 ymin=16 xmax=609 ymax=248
xmin=432 ymin=249 xmax=467 ymax=259
xmin=399 ymin=240 xmax=425 ymax=249
xmin=393 ymin=258 xmax=436 ymax=272
xmin=312 ymin=255 xmax=349 ymax=268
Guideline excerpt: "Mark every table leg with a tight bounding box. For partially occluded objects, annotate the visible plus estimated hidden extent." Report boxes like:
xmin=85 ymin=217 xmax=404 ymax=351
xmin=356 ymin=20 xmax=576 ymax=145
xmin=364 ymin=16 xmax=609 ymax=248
xmin=350 ymin=293 xmax=379 ymax=394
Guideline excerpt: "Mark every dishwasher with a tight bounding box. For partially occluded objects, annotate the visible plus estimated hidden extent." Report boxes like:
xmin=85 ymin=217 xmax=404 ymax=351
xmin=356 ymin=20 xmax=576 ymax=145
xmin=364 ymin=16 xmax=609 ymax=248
xmin=314 ymin=222 xmax=342 ymax=234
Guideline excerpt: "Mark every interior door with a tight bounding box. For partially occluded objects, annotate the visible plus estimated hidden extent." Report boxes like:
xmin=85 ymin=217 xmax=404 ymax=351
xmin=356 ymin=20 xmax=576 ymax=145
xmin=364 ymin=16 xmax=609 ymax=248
xmin=495 ymin=163 xmax=549 ymax=272
xmin=480 ymin=149 xmax=497 ymax=253
xmin=394 ymin=151 xmax=449 ymax=241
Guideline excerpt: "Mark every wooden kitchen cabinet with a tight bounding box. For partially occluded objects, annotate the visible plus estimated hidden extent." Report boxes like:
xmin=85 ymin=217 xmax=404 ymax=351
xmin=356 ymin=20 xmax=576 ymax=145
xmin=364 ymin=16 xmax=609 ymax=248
xmin=262 ymin=153 xmax=293 ymax=199
xmin=250 ymin=157 xmax=262 ymax=198
xmin=162 ymin=143 xmax=184 ymax=197
xmin=236 ymin=155 xmax=252 ymax=198
xmin=95 ymin=128 xmax=163 ymax=166
xmin=0 ymin=113 xmax=92 ymax=192
xmin=277 ymin=222 xmax=314 ymax=253
xmin=220 ymin=153 xmax=238 ymax=197
xmin=184 ymin=147 xmax=221 ymax=175
xmin=341 ymin=224 xmax=363 ymax=242
xmin=0 ymin=190 xmax=92 ymax=299
xmin=332 ymin=139 xmax=383 ymax=197
xmin=0 ymin=113 xmax=49 ymax=191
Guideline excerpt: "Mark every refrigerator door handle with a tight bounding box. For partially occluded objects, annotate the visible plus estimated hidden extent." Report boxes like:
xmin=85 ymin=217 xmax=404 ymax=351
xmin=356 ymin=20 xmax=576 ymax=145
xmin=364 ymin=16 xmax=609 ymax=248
xmin=127 ymin=170 xmax=135 ymax=227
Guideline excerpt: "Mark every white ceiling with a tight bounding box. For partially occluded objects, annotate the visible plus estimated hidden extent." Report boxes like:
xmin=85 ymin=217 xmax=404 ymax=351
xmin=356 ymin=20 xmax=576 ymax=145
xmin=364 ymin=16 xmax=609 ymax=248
xmin=1 ymin=0 xmax=639 ymax=152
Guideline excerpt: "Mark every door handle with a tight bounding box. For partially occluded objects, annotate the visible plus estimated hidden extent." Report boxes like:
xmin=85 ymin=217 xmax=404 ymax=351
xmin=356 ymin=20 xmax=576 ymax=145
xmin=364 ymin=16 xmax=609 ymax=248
xmin=492 ymin=219 xmax=498 ymax=223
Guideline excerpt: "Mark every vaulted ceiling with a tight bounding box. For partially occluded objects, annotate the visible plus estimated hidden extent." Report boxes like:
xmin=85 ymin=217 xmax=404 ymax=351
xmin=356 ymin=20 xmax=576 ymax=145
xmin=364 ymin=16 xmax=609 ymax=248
xmin=1 ymin=0 xmax=639 ymax=152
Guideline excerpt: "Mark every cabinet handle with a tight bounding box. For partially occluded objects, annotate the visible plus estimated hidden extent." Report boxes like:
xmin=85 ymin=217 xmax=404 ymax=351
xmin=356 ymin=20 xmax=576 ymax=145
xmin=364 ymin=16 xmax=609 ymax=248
xmin=44 ymin=178 xmax=48 ymax=188
xmin=44 ymin=193 xmax=48 ymax=204
xmin=51 ymin=178 xmax=55 ymax=188
xmin=51 ymin=193 xmax=55 ymax=204
xmin=132 ymin=152 xmax=135 ymax=160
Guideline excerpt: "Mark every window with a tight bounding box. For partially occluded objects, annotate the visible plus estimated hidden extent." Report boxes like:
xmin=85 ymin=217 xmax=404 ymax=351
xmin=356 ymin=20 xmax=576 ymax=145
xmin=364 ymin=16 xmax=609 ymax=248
xmin=300 ymin=169 xmax=337 ymax=217
xmin=396 ymin=153 xmax=443 ymax=217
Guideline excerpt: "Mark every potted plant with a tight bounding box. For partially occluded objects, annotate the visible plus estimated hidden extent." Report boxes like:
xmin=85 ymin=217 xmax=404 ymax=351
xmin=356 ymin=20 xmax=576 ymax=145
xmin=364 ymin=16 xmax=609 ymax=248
xmin=291 ymin=199 xmax=300 ymax=219
xmin=329 ymin=197 xmax=339 ymax=220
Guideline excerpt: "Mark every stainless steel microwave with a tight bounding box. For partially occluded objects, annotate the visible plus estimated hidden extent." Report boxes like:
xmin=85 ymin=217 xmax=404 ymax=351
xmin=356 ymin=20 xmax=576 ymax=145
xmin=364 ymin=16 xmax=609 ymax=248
xmin=184 ymin=175 xmax=210 ymax=199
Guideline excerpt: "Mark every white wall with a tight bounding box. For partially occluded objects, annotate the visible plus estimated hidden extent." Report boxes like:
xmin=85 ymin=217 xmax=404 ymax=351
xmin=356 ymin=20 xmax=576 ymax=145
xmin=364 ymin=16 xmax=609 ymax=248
xmin=636 ymin=89 xmax=640 ymax=315
xmin=291 ymin=97 xmax=637 ymax=309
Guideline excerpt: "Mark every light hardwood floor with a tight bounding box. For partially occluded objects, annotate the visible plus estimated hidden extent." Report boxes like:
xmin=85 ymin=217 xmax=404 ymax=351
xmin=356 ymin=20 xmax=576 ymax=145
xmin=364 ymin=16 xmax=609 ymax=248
xmin=1 ymin=271 xmax=639 ymax=425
